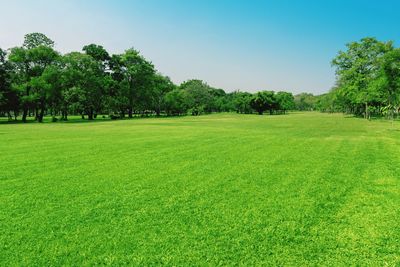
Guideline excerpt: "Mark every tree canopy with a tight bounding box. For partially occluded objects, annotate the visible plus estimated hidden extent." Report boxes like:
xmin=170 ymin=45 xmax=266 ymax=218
xmin=0 ymin=33 xmax=299 ymax=122
xmin=317 ymin=37 xmax=400 ymax=119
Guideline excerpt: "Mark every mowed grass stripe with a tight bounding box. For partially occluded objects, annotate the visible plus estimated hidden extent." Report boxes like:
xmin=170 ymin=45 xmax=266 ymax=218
xmin=1 ymin=113 xmax=400 ymax=265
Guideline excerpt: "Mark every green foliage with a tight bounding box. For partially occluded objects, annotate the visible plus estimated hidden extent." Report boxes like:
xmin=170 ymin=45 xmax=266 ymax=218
xmin=233 ymin=91 xmax=253 ymax=114
xmin=83 ymin=44 xmax=110 ymax=63
xmin=23 ymin=32 xmax=55 ymax=49
xmin=294 ymin=93 xmax=318 ymax=111
xmin=275 ymin=91 xmax=295 ymax=113
xmin=250 ymin=91 xmax=276 ymax=115
xmin=151 ymin=74 xmax=175 ymax=116
xmin=324 ymin=37 xmax=399 ymax=119
xmin=0 ymin=48 xmax=17 ymax=118
xmin=164 ymin=88 xmax=188 ymax=115
xmin=8 ymin=35 xmax=60 ymax=122
xmin=2 ymin=32 xmax=301 ymax=122
xmin=180 ymin=79 xmax=212 ymax=115
xmin=380 ymin=48 xmax=400 ymax=112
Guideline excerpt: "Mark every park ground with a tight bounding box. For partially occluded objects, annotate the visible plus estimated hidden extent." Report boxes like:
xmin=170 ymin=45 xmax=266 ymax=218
xmin=1 ymin=112 xmax=400 ymax=265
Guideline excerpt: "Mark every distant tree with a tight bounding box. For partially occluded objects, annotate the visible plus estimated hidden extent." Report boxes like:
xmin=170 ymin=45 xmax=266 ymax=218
xmin=275 ymin=91 xmax=295 ymax=114
xmin=62 ymin=52 xmax=104 ymax=120
xmin=180 ymin=79 xmax=212 ymax=115
xmin=2 ymin=32 xmax=309 ymax=122
xmin=294 ymin=93 xmax=317 ymax=111
xmin=0 ymin=48 xmax=18 ymax=120
xmin=208 ymin=87 xmax=226 ymax=112
xmin=28 ymin=48 xmax=60 ymax=122
xmin=164 ymin=88 xmax=188 ymax=116
xmin=9 ymin=33 xmax=59 ymax=122
xmin=120 ymin=49 xmax=155 ymax=117
xmin=233 ymin=91 xmax=253 ymax=114
xmin=151 ymin=74 xmax=175 ymax=116
xmin=250 ymin=91 xmax=277 ymax=115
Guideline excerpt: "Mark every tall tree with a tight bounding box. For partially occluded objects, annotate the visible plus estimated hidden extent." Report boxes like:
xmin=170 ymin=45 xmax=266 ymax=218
xmin=0 ymin=48 xmax=18 ymax=120
xmin=8 ymin=33 xmax=58 ymax=122
xmin=120 ymin=49 xmax=155 ymax=118
xmin=62 ymin=52 xmax=104 ymax=120
xmin=377 ymin=48 xmax=400 ymax=120
xmin=332 ymin=37 xmax=393 ymax=119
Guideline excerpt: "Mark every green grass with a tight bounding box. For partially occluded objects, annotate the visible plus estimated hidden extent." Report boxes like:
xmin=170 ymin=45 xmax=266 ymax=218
xmin=1 ymin=112 xmax=400 ymax=265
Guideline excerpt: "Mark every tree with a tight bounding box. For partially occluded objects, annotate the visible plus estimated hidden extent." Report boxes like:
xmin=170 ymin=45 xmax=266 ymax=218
xmin=83 ymin=44 xmax=110 ymax=63
xmin=233 ymin=91 xmax=253 ymax=114
xmin=207 ymin=87 xmax=227 ymax=112
xmin=151 ymin=74 xmax=175 ymax=116
xmin=2 ymin=32 xmax=312 ymax=122
xmin=164 ymin=88 xmax=188 ymax=116
xmin=250 ymin=91 xmax=276 ymax=115
xmin=380 ymin=48 xmax=400 ymax=120
xmin=23 ymin=32 xmax=55 ymax=49
xmin=120 ymin=49 xmax=155 ymax=118
xmin=28 ymin=47 xmax=60 ymax=122
xmin=294 ymin=93 xmax=317 ymax=111
xmin=275 ymin=91 xmax=295 ymax=114
xmin=8 ymin=33 xmax=58 ymax=122
xmin=332 ymin=37 xmax=393 ymax=119
xmin=0 ymin=48 xmax=18 ymax=120
xmin=180 ymin=79 xmax=212 ymax=115
xmin=62 ymin=52 xmax=105 ymax=120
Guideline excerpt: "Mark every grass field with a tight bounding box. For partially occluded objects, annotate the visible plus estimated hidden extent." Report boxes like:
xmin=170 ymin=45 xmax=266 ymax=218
xmin=1 ymin=112 xmax=400 ymax=265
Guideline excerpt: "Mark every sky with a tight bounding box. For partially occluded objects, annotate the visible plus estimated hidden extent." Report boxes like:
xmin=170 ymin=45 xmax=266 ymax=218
xmin=1 ymin=0 xmax=400 ymax=94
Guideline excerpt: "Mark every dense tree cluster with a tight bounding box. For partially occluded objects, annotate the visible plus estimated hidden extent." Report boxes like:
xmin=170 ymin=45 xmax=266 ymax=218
xmin=0 ymin=33 xmax=296 ymax=122
xmin=317 ymin=37 xmax=400 ymax=119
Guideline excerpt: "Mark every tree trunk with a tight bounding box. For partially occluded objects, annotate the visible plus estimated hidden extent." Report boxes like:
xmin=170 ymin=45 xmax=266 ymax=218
xmin=38 ymin=111 xmax=44 ymax=123
xmin=22 ymin=108 xmax=28 ymax=123
xmin=38 ymin=102 xmax=45 ymax=123
xmin=258 ymin=110 xmax=263 ymax=115
xmin=62 ymin=110 xmax=68 ymax=121
xmin=128 ymin=108 xmax=133 ymax=118
xmin=35 ymin=107 xmax=39 ymax=121
xmin=88 ymin=109 xmax=94 ymax=120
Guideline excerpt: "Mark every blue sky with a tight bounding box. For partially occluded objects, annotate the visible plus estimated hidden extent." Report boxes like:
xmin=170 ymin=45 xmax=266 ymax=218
xmin=1 ymin=0 xmax=400 ymax=94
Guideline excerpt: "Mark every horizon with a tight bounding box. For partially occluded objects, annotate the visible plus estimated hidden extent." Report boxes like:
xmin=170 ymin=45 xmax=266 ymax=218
xmin=1 ymin=0 xmax=400 ymax=94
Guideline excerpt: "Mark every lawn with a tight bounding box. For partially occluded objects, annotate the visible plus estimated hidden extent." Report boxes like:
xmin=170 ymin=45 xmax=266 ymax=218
xmin=1 ymin=112 xmax=400 ymax=265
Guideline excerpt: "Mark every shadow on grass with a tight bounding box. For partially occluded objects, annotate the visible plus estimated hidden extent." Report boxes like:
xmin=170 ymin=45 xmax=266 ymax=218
xmin=0 ymin=115 xmax=186 ymax=125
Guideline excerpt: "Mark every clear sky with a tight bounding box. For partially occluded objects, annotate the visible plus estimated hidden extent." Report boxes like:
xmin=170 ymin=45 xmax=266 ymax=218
xmin=1 ymin=0 xmax=400 ymax=94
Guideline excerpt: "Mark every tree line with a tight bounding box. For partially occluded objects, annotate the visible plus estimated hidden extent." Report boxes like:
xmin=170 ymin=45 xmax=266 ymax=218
xmin=316 ymin=37 xmax=400 ymax=119
xmin=0 ymin=33 xmax=296 ymax=122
